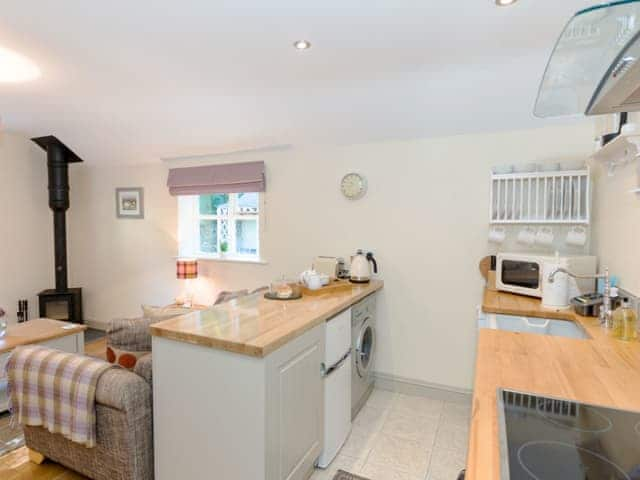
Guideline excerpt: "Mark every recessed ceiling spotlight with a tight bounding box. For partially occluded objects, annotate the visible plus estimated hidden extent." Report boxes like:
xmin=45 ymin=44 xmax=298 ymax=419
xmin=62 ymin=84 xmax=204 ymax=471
xmin=496 ymin=0 xmax=517 ymax=5
xmin=0 ymin=46 xmax=40 ymax=83
xmin=293 ymin=40 xmax=311 ymax=50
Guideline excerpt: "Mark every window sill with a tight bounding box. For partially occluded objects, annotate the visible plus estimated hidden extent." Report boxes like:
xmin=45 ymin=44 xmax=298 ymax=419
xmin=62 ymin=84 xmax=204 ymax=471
xmin=193 ymin=255 xmax=268 ymax=265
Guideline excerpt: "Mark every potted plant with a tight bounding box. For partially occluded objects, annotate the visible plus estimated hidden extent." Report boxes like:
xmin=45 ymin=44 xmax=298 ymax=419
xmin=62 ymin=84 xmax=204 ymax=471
xmin=220 ymin=241 xmax=229 ymax=258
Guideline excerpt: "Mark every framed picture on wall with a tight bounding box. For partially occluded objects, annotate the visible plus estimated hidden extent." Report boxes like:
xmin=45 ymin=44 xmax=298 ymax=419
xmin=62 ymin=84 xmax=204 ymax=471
xmin=116 ymin=187 xmax=144 ymax=219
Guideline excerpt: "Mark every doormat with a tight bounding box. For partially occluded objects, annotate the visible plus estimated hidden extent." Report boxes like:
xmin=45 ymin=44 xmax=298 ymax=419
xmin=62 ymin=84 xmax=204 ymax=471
xmin=0 ymin=412 xmax=24 ymax=457
xmin=333 ymin=470 xmax=370 ymax=480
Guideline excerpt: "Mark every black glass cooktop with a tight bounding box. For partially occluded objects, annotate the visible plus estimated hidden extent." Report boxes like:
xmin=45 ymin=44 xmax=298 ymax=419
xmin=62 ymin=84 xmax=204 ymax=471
xmin=498 ymin=389 xmax=640 ymax=480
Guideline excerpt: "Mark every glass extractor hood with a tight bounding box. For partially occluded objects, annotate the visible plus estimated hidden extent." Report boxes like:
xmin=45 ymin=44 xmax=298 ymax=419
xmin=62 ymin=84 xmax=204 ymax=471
xmin=535 ymin=0 xmax=640 ymax=118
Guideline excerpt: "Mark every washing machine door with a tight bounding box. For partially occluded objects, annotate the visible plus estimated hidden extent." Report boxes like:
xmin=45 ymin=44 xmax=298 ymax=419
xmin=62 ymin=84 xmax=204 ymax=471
xmin=355 ymin=318 xmax=375 ymax=378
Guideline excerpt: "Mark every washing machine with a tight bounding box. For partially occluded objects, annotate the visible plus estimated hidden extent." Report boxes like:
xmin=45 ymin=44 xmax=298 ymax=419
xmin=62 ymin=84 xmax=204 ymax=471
xmin=351 ymin=293 xmax=376 ymax=419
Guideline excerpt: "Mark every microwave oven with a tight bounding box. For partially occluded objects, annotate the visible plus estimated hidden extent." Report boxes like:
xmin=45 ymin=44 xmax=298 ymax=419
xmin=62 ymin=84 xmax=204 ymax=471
xmin=496 ymin=253 xmax=597 ymax=298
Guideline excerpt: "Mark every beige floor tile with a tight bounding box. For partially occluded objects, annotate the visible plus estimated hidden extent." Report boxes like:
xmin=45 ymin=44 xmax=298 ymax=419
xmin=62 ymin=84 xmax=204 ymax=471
xmin=441 ymin=402 xmax=472 ymax=424
xmin=381 ymin=410 xmax=439 ymax=446
xmin=391 ymin=394 xmax=444 ymax=420
xmin=427 ymin=448 xmax=467 ymax=480
xmin=340 ymin=428 xmax=379 ymax=460
xmin=366 ymin=389 xmax=397 ymax=411
xmin=366 ymin=432 xmax=431 ymax=478
xmin=433 ymin=424 xmax=469 ymax=453
xmin=360 ymin=461 xmax=424 ymax=480
xmin=428 ymin=466 xmax=465 ymax=480
xmin=352 ymin=404 xmax=389 ymax=437
xmin=428 ymin=445 xmax=467 ymax=474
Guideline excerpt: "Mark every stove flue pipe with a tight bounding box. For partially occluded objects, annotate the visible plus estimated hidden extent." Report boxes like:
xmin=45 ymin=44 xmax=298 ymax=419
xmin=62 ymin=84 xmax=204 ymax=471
xmin=32 ymin=136 xmax=83 ymax=293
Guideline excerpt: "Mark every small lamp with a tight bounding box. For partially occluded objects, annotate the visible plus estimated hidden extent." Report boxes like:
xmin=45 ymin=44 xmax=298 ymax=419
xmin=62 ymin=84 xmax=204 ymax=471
xmin=176 ymin=259 xmax=198 ymax=307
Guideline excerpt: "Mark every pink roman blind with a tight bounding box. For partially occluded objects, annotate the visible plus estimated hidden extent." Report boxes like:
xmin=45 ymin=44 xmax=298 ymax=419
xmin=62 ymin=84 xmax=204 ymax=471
xmin=167 ymin=161 xmax=265 ymax=196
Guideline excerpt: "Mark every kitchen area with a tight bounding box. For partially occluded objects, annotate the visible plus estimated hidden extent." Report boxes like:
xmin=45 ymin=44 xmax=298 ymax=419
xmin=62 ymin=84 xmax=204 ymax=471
xmin=467 ymin=2 xmax=640 ymax=478
xmin=106 ymin=2 xmax=640 ymax=477
xmin=472 ymin=141 xmax=639 ymax=480
xmin=8 ymin=1 xmax=640 ymax=480
xmin=149 ymin=253 xmax=383 ymax=480
xmin=470 ymin=273 xmax=640 ymax=479
xmin=472 ymin=154 xmax=640 ymax=478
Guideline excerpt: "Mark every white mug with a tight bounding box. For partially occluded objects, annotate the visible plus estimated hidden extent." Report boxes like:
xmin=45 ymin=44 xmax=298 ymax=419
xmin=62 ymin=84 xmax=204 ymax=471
xmin=517 ymin=227 xmax=536 ymax=246
xmin=488 ymin=227 xmax=506 ymax=244
xmin=535 ymin=226 xmax=554 ymax=246
xmin=566 ymin=226 xmax=587 ymax=247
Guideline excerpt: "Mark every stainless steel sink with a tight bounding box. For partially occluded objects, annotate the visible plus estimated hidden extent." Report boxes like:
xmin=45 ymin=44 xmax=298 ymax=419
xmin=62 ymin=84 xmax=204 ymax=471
xmin=478 ymin=313 xmax=588 ymax=339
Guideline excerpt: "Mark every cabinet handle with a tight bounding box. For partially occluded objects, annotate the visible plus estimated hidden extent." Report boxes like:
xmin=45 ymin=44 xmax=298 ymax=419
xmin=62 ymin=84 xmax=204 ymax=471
xmin=321 ymin=349 xmax=352 ymax=377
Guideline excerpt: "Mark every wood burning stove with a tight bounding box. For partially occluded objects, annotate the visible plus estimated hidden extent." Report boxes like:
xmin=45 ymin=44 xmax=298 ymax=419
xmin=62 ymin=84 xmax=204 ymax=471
xmin=38 ymin=288 xmax=83 ymax=323
xmin=32 ymin=136 xmax=84 ymax=324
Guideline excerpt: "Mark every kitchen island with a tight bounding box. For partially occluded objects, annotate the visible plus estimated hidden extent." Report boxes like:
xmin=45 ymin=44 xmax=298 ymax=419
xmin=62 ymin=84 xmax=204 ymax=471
xmin=467 ymin=289 xmax=640 ymax=479
xmin=150 ymin=280 xmax=383 ymax=480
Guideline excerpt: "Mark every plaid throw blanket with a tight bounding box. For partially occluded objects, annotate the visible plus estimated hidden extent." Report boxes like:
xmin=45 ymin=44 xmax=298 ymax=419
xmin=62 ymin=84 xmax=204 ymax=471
xmin=5 ymin=345 xmax=114 ymax=448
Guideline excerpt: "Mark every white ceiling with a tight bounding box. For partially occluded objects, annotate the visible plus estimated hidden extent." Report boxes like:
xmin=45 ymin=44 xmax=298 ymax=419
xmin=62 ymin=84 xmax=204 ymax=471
xmin=0 ymin=0 xmax=596 ymax=165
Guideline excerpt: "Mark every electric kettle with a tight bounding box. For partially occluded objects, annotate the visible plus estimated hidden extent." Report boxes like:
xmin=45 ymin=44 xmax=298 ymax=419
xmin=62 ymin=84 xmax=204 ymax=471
xmin=350 ymin=250 xmax=378 ymax=283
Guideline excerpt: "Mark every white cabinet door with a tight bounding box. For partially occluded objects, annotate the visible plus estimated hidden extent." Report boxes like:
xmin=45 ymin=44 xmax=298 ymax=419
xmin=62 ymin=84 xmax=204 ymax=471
xmin=42 ymin=333 xmax=82 ymax=353
xmin=267 ymin=325 xmax=325 ymax=480
xmin=0 ymin=331 xmax=84 ymax=413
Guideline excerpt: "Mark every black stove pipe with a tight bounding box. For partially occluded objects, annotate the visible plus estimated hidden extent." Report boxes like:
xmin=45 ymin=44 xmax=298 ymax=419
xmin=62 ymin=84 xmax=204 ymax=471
xmin=48 ymin=142 xmax=69 ymax=292
xmin=31 ymin=136 xmax=83 ymax=293
xmin=52 ymin=210 xmax=68 ymax=292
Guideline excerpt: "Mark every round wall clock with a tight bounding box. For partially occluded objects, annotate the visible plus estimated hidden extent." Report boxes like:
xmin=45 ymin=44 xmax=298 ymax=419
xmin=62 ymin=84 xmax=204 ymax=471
xmin=340 ymin=172 xmax=367 ymax=200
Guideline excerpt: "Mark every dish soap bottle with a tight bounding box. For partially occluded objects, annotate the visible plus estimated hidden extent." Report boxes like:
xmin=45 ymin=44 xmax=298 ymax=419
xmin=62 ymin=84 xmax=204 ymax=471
xmin=612 ymin=298 xmax=638 ymax=341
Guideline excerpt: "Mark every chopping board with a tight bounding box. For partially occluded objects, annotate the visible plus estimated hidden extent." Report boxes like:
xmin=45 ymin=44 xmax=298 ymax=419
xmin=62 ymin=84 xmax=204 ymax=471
xmin=301 ymin=279 xmax=355 ymax=296
xmin=479 ymin=256 xmax=491 ymax=281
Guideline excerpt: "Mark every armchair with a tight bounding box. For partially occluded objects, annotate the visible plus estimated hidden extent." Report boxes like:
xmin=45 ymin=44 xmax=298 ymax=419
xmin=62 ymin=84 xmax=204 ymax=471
xmin=23 ymin=316 xmax=157 ymax=480
xmin=24 ymin=363 xmax=153 ymax=480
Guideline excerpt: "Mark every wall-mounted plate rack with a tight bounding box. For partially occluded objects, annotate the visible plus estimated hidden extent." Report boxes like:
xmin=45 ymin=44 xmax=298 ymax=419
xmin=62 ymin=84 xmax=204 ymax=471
xmin=490 ymin=168 xmax=590 ymax=225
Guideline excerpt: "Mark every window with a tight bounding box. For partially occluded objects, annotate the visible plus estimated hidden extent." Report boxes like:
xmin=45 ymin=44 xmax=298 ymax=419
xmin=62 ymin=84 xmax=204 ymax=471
xmin=178 ymin=192 xmax=261 ymax=261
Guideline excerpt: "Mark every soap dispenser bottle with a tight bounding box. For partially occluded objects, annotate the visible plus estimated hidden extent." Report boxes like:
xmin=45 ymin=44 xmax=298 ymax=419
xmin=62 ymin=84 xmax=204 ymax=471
xmin=612 ymin=298 xmax=638 ymax=341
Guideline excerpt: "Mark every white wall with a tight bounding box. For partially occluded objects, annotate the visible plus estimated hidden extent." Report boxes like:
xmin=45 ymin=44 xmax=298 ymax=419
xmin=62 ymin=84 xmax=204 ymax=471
xmin=67 ymin=165 xmax=179 ymax=327
xmin=590 ymin=112 xmax=640 ymax=294
xmin=591 ymin=158 xmax=640 ymax=295
xmin=0 ymin=132 xmax=54 ymax=325
xmin=69 ymin=122 xmax=595 ymax=390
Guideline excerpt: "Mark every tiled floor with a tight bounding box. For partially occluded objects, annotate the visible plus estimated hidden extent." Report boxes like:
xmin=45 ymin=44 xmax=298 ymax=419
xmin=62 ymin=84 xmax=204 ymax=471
xmin=310 ymin=389 xmax=470 ymax=480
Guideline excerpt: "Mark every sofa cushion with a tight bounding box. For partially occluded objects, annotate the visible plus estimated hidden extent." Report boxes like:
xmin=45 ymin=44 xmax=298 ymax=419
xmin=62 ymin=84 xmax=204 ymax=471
xmin=107 ymin=307 xmax=194 ymax=371
xmin=107 ymin=317 xmax=156 ymax=352
xmin=134 ymin=353 xmax=153 ymax=385
xmin=107 ymin=317 xmax=157 ymax=371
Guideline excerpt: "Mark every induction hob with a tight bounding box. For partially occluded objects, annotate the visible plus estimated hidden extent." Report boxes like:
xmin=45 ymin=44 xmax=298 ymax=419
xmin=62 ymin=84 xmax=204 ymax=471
xmin=498 ymin=389 xmax=640 ymax=480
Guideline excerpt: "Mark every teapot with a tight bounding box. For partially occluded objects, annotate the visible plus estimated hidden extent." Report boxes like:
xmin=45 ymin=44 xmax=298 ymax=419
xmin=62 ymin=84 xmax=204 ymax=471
xmin=300 ymin=270 xmax=323 ymax=290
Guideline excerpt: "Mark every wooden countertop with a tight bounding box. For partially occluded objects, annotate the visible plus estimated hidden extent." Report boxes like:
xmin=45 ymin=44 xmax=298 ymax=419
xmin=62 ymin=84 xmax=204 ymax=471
xmin=0 ymin=318 xmax=87 ymax=354
xmin=467 ymin=289 xmax=640 ymax=480
xmin=150 ymin=280 xmax=383 ymax=358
